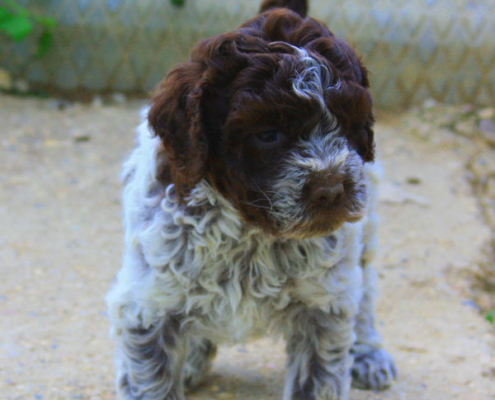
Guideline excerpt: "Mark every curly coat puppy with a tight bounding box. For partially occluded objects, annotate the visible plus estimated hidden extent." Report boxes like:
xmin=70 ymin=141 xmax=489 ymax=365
xmin=107 ymin=1 xmax=397 ymax=399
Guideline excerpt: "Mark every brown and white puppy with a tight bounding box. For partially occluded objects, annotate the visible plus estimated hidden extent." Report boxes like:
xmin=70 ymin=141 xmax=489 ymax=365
xmin=107 ymin=1 xmax=397 ymax=399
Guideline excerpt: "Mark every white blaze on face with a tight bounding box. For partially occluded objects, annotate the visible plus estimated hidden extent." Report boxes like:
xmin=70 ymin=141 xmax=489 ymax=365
xmin=291 ymin=47 xmax=342 ymax=112
xmin=293 ymin=133 xmax=351 ymax=173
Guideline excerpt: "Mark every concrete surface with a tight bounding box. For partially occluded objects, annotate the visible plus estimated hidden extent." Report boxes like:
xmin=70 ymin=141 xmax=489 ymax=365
xmin=0 ymin=94 xmax=494 ymax=400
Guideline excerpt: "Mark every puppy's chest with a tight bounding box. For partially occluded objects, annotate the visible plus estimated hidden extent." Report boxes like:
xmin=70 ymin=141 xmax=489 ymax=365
xmin=186 ymin=234 xmax=340 ymax=340
xmin=192 ymin=240 xmax=293 ymax=313
xmin=143 ymin=191 xmax=354 ymax=339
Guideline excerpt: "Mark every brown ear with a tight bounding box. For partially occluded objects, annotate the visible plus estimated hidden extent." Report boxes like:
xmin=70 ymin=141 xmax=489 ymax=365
xmin=148 ymin=62 xmax=210 ymax=198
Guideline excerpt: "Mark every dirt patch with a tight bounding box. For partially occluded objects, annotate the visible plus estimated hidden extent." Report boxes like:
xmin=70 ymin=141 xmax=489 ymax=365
xmin=401 ymin=101 xmax=495 ymax=315
xmin=0 ymin=94 xmax=494 ymax=400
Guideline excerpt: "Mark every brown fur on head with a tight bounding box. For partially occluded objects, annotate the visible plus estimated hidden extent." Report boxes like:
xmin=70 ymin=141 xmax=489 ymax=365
xmin=148 ymin=7 xmax=374 ymax=238
xmin=259 ymin=0 xmax=309 ymax=17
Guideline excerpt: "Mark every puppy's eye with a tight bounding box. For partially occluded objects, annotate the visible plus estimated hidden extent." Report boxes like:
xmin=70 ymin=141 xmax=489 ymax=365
xmin=256 ymin=130 xmax=281 ymax=143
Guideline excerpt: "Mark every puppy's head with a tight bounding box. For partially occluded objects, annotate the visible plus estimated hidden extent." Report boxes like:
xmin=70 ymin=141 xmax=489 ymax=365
xmin=149 ymin=9 xmax=374 ymax=238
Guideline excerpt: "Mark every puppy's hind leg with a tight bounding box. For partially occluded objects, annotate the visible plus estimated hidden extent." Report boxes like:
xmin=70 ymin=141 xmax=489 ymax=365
xmin=183 ymin=335 xmax=217 ymax=390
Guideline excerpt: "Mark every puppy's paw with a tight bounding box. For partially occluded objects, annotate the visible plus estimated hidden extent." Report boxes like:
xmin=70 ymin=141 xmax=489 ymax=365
xmin=183 ymin=339 xmax=217 ymax=391
xmin=351 ymin=348 xmax=397 ymax=391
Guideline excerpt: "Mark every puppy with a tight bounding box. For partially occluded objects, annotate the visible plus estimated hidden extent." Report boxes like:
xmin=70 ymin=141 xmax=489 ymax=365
xmin=107 ymin=1 xmax=397 ymax=399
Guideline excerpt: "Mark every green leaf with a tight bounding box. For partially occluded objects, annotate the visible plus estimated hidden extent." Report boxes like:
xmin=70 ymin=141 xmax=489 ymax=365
xmin=74 ymin=135 xmax=91 ymax=142
xmin=487 ymin=311 xmax=495 ymax=324
xmin=35 ymin=29 xmax=53 ymax=58
xmin=0 ymin=7 xmax=14 ymax=23
xmin=35 ymin=15 xmax=57 ymax=29
xmin=0 ymin=15 xmax=33 ymax=41
xmin=2 ymin=0 xmax=27 ymax=16
xmin=170 ymin=0 xmax=185 ymax=6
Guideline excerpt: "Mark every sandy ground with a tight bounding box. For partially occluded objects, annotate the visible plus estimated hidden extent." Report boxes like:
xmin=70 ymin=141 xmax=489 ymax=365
xmin=0 ymin=94 xmax=494 ymax=400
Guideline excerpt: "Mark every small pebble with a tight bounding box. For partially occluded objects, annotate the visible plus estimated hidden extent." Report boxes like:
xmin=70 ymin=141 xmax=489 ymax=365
xmin=422 ymin=98 xmax=437 ymax=109
xmin=479 ymin=119 xmax=495 ymax=134
xmin=92 ymin=95 xmax=104 ymax=108
xmin=478 ymin=108 xmax=494 ymax=120
xmin=14 ymin=79 xmax=29 ymax=93
xmin=0 ymin=68 xmax=13 ymax=90
xmin=461 ymin=300 xmax=481 ymax=312
xmin=455 ymin=121 xmax=474 ymax=136
xmin=110 ymin=92 xmax=127 ymax=104
xmin=46 ymin=99 xmax=73 ymax=110
xmin=460 ymin=104 xmax=474 ymax=114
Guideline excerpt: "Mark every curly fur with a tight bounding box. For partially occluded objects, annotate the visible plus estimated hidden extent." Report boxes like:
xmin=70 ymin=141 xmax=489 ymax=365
xmin=107 ymin=120 xmax=396 ymax=399
xmin=107 ymin=1 xmax=396 ymax=399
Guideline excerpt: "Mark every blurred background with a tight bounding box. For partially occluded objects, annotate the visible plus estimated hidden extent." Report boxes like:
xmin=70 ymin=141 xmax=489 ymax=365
xmin=1 ymin=1 xmax=495 ymax=400
xmin=0 ymin=0 xmax=494 ymax=108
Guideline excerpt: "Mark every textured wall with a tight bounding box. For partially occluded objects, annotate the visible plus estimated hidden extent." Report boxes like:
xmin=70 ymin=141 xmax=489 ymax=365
xmin=1 ymin=0 xmax=494 ymax=109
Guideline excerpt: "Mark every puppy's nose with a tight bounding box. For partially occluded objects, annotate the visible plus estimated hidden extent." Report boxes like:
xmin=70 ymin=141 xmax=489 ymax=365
xmin=312 ymin=182 xmax=344 ymax=206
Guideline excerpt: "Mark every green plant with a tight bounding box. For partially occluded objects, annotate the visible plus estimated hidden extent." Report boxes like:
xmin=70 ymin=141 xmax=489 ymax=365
xmin=170 ymin=0 xmax=185 ymax=7
xmin=486 ymin=310 xmax=495 ymax=324
xmin=0 ymin=0 xmax=56 ymax=58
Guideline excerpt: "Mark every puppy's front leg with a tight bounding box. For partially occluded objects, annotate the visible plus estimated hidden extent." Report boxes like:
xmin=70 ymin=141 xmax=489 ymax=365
xmin=351 ymin=263 xmax=397 ymax=390
xmin=283 ymin=307 xmax=354 ymax=400
xmin=116 ymin=316 xmax=187 ymax=400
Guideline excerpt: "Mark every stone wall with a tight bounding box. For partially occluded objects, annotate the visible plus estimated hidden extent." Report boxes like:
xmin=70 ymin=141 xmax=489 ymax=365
xmin=1 ymin=0 xmax=494 ymax=108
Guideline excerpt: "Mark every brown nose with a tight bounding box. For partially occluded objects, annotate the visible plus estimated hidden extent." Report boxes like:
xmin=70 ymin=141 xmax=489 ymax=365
xmin=311 ymin=182 xmax=344 ymax=206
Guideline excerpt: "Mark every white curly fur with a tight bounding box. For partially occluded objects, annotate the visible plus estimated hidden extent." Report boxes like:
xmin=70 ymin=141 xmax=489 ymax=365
xmin=292 ymin=47 xmax=342 ymax=110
